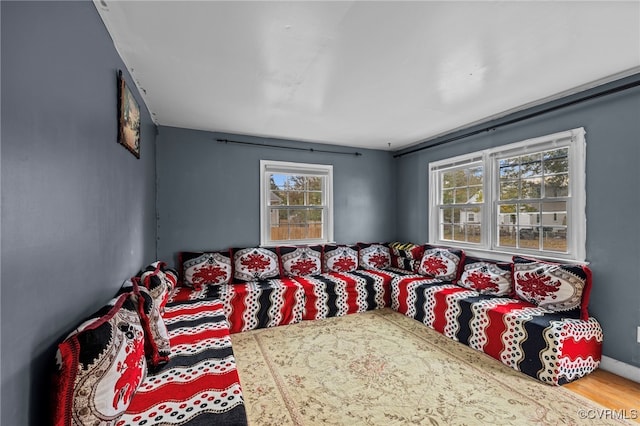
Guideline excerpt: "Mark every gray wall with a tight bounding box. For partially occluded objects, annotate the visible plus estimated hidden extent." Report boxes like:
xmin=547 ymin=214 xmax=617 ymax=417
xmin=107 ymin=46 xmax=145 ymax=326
xmin=1 ymin=2 xmax=157 ymax=425
xmin=395 ymin=75 xmax=640 ymax=368
xmin=156 ymin=126 xmax=396 ymax=266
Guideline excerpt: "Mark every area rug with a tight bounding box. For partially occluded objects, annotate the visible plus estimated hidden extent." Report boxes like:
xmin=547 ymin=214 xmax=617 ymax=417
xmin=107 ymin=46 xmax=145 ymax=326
xmin=231 ymin=308 xmax=632 ymax=426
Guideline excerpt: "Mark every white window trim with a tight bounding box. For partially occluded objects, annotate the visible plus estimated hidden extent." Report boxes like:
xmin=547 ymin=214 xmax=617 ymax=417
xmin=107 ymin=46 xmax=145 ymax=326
xmin=429 ymin=128 xmax=587 ymax=263
xmin=260 ymin=160 xmax=334 ymax=246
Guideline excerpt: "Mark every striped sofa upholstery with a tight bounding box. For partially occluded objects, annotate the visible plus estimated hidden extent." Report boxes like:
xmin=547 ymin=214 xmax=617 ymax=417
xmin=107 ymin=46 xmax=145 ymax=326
xmin=391 ymin=275 xmax=603 ymax=385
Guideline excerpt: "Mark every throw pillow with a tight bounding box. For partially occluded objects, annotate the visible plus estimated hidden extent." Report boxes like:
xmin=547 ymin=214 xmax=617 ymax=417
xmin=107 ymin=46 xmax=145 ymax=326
xmin=458 ymin=256 xmax=512 ymax=296
xmin=136 ymin=261 xmax=177 ymax=312
xmin=388 ymin=241 xmax=424 ymax=272
xmin=417 ymin=246 xmax=464 ymax=282
xmin=512 ymin=255 xmax=592 ymax=320
xmin=53 ymin=292 xmax=147 ymax=426
xmin=120 ymin=278 xmax=171 ymax=369
xmin=279 ymin=245 xmax=322 ymax=277
xmin=181 ymin=250 xmax=233 ymax=289
xmin=233 ymin=247 xmax=280 ymax=282
xmin=358 ymin=243 xmax=391 ymax=269
xmin=323 ymin=244 xmax=358 ymax=273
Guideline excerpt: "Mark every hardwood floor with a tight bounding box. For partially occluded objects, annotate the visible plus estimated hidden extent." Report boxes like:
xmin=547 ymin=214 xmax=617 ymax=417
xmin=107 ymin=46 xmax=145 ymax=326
xmin=565 ymin=369 xmax=640 ymax=423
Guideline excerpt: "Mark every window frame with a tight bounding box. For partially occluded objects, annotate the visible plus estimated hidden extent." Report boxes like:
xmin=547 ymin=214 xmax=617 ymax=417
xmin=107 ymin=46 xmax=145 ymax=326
xmin=428 ymin=128 xmax=586 ymax=263
xmin=260 ymin=160 xmax=334 ymax=246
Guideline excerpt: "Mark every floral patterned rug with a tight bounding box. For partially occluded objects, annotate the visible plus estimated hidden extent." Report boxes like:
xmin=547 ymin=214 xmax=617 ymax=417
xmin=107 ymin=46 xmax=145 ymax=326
xmin=231 ymin=308 xmax=631 ymax=426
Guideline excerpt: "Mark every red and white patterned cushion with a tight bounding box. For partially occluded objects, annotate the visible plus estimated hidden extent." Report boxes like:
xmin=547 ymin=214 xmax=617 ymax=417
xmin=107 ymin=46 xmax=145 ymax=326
xmin=417 ymin=247 xmax=464 ymax=282
xmin=279 ymin=245 xmax=322 ymax=277
xmin=458 ymin=257 xmax=512 ymax=296
xmin=122 ymin=278 xmax=171 ymax=369
xmin=182 ymin=251 xmax=233 ymax=289
xmin=358 ymin=243 xmax=391 ymax=270
xmin=512 ymin=256 xmax=592 ymax=319
xmin=323 ymin=245 xmax=358 ymax=273
xmin=233 ymin=247 xmax=280 ymax=282
xmin=53 ymin=293 xmax=147 ymax=426
xmin=137 ymin=261 xmax=177 ymax=312
xmin=389 ymin=242 xmax=424 ymax=272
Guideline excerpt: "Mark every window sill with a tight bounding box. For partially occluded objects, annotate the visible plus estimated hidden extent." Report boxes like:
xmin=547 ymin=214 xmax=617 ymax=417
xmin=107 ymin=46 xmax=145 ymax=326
xmin=431 ymin=241 xmax=588 ymax=265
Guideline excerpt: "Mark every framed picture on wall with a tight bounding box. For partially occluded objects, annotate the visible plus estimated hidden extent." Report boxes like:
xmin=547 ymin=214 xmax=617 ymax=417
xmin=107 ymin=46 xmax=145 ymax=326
xmin=117 ymin=70 xmax=141 ymax=158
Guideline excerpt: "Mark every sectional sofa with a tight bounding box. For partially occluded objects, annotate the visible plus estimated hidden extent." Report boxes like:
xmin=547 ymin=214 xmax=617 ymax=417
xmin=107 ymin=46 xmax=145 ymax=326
xmin=52 ymin=242 xmax=603 ymax=425
xmin=53 ymin=263 xmax=247 ymax=426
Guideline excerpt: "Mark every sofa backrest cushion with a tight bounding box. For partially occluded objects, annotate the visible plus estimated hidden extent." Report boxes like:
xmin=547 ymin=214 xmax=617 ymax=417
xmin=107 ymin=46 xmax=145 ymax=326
xmin=181 ymin=250 xmax=233 ymax=289
xmin=323 ymin=244 xmax=359 ymax=273
xmin=53 ymin=292 xmax=147 ymax=426
xmin=457 ymin=256 xmax=512 ymax=296
xmin=120 ymin=278 xmax=171 ymax=369
xmin=233 ymin=247 xmax=280 ymax=282
xmin=389 ymin=242 xmax=424 ymax=272
xmin=417 ymin=246 xmax=465 ymax=281
xmin=279 ymin=245 xmax=323 ymax=277
xmin=136 ymin=261 xmax=177 ymax=312
xmin=358 ymin=243 xmax=391 ymax=270
xmin=512 ymin=256 xmax=592 ymax=320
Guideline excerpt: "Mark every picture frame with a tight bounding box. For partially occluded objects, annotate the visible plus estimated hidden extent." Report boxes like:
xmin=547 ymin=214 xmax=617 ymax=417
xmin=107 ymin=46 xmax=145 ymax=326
xmin=117 ymin=70 xmax=141 ymax=158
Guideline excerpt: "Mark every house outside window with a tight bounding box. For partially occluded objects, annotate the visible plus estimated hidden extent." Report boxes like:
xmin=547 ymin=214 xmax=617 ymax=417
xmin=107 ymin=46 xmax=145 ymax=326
xmin=429 ymin=128 xmax=586 ymax=262
xmin=260 ymin=160 xmax=333 ymax=246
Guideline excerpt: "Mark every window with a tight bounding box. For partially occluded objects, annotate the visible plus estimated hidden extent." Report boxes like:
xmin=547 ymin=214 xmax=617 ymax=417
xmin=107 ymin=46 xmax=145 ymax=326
xmin=260 ymin=160 xmax=333 ymax=246
xmin=429 ymin=128 xmax=586 ymax=262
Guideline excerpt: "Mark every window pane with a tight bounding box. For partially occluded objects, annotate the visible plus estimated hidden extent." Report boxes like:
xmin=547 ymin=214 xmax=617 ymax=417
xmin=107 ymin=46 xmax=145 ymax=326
xmin=521 ymin=203 xmax=540 ymax=224
xmin=442 ymin=224 xmax=454 ymax=240
xmin=453 ymin=170 xmax=467 ymax=187
xmin=307 ymin=177 xmax=322 ymax=191
xmin=469 ymin=185 xmax=483 ymax=203
xmin=288 ymin=223 xmax=308 ymax=240
xmin=465 ymin=207 xmax=481 ymax=223
xmin=544 ymin=149 xmax=569 ymax=175
xmin=287 ymin=191 xmax=304 ymax=206
xmin=499 ymin=204 xmax=517 ymax=225
xmin=542 ymin=201 xmax=566 ymax=226
xmin=500 ymin=180 xmax=518 ymax=200
xmin=543 ymin=227 xmax=567 ymax=252
xmin=520 ymin=154 xmax=542 ymax=177
xmin=518 ymin=226 xmax=540 ymax=249
xmin=498 ymin=226 xmax=516 ymax=247
xmin=466 ymin=224 xmax=481 ymax=243
xmin=289 ymin=209 xmax=305 ymax=223
xmin=453 ymin=208 xmax=461 ymax=224
xmin=308 ymin=208 xmax=323 ymax=239
xmin=270 ymin=208 xmax=289 ymax=241
xmin=308 ymin=191 xmax=322 ymax=205
xmin=442 ymin=207 xmax=453 ymax=224
xmin=454 ymin=188 xmax=468 ymax=204
xmin=270 ymin=174 xmax=287 ymax=190
xmin=521 ymin=178 xmax=541 ymax=199
xmin=442 ymin=189 xmax=454 ymax=204
xmin=544 ymin=174 xmax=569 ymax=197
xmin=452 ymin=225 xmax=466 ymax=242
xmin=499 ymin=158 xmax=519 ymax=179
xmin=269 ymin=190 xmax=284 ymax=206
xmin=288 ymin=176 xmax=305 ymax=190
xmin=442 ymin=172 xmax=455 ymax=188
xmin=468 ymin=167 xmax=483 ymax=185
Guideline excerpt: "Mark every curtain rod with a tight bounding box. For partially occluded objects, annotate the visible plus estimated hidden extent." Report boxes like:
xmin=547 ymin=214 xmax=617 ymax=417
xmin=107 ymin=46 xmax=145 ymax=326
xmin=393 ymin=77 xmax=640 ymax=159
xmin=217 ymin=138 xmax=362 ymax=156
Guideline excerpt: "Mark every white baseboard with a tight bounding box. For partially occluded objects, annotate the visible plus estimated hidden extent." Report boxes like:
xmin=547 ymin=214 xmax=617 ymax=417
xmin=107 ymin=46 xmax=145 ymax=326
xmin=600 ymin=356 xmax=640 ymax=384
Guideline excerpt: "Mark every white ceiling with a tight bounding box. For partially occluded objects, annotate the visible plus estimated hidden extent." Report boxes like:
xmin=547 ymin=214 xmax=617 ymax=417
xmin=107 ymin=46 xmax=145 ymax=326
xmin=94 ymin=1 xmax=640 ymax=151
